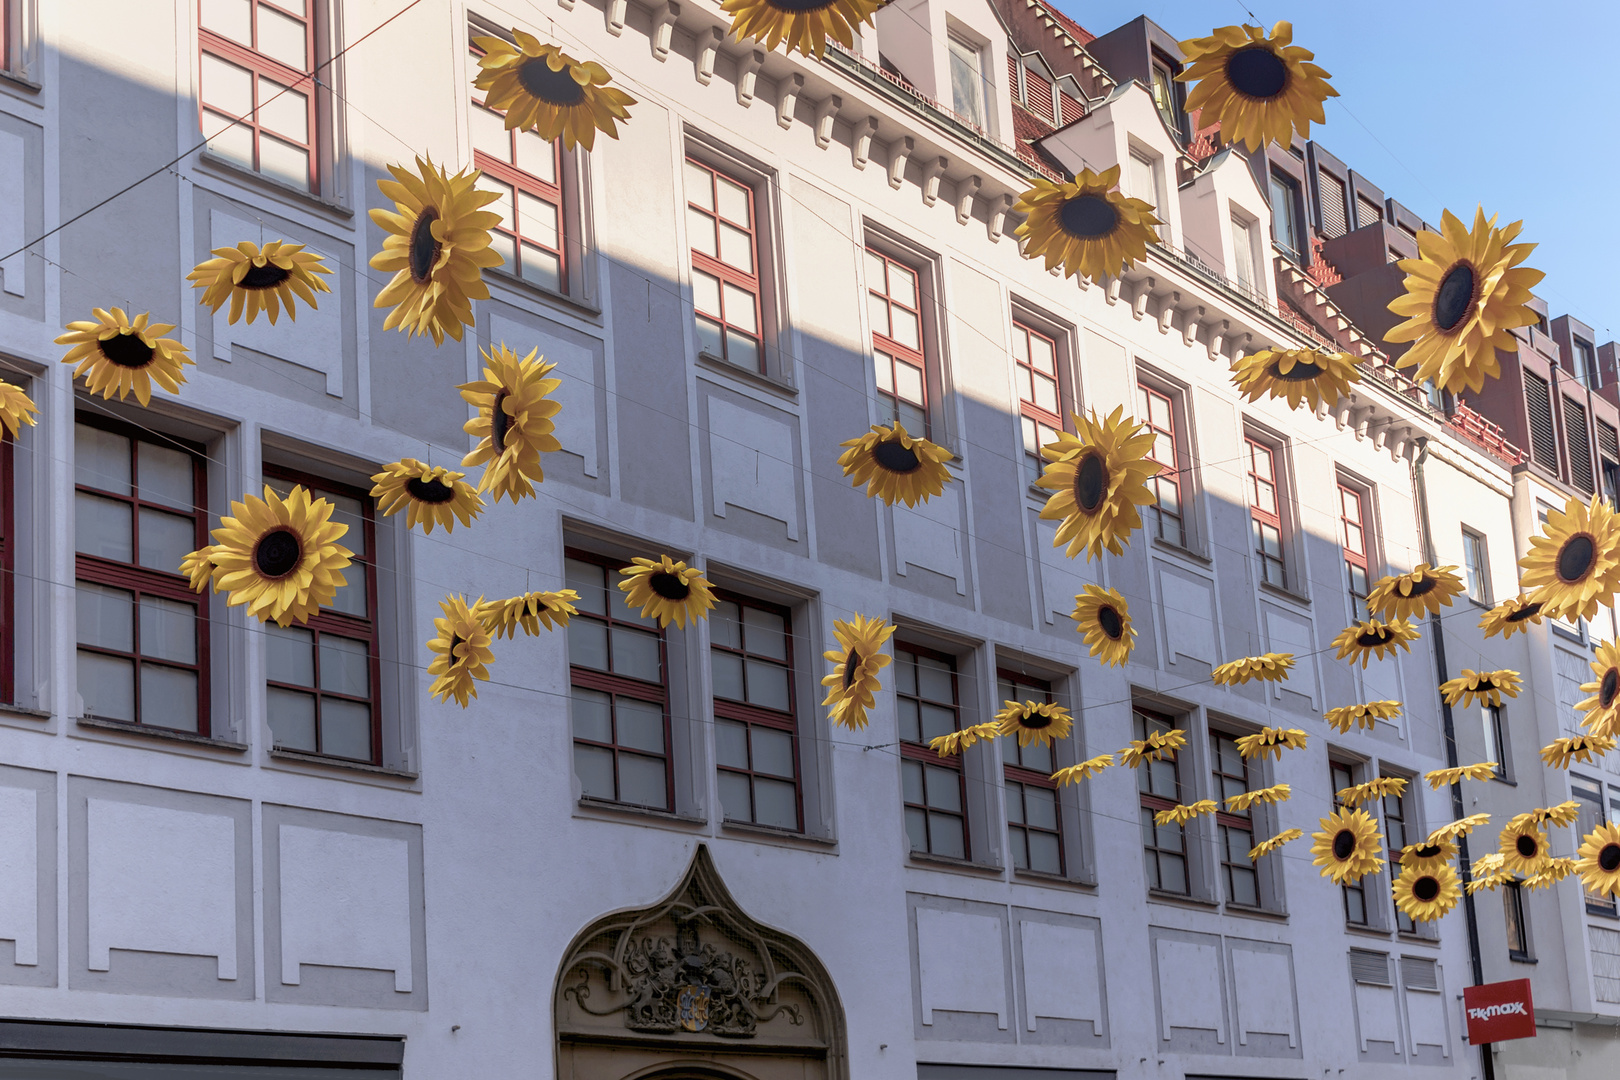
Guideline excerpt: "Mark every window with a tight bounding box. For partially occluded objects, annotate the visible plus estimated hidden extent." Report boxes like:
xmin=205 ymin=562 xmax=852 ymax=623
xmin=1339 ymin=484 xmax=1371 ymax=620
xmin=1138 ymin=383 xmax=1184 ymax=546
xmin=711 ymin=595 xmax=800 ymax=831
xmin=1382 ymin=780 xmax=1415 ymax=933
xmin=1318 ymin=171 xmax=1348 ymax=238
xmin=1461 ymin=528 xmax=1489 ymax=604
xmin=1137 ymin=707 xmax=1187 ymax=895
xmin=866 ymin=247 xmax=929 ymax=436
xmin=1332 ymin=760 xmax=1368 ymax=925
xmin=1566 ymin=397 xmax=1595 ymax=494
xmin=1127 ymin=150 xmax=1166 ymax=239
xmin=0 ymin=423 xmax=11 ymax=706
xmin=198 ymin=0 xmax=321 ymax=192
xmin=1149 ymin=59 xmax=1183 ymax=138
xmin=1525 ymin=371 xmax=1557 ymax=471
xmin=1269 ymin=170 xmax=1302 ymax=261
xmin=1012 ymin=320 xmax=1062 ymax=487
xmin=1597 ymin=420 xmax=1618 ymax=505
xmin=262 ymin=469 xmax=378 ymax=762
xmin=685 ymin=158 xmax=764 ymax=371
xmin=1482 ymin=704 xmax=1507 ymax=778
xmin=946 ymin=34 xmax=985 ymax=129
xmin=74 ymin=419 xmax=210 ymax=734
xmin=1572 ymin=776 xmax=1615 ymax=915
xmin=1246 ymin=437 xmax=1286 ymax=588
xmin=1229 ymin=213 xmax=1259 ymax=296
xmin=1211 ymin=731 xmax=1258 ymax=906
xmin=1503 ymin=880 xmax=1531 ymax=960
xmin=1576 ymin=337 xmax=1600 ymax=390
xmin=897 ymin=645 xmax=967 ymax=860
xmin=566 ymin=552 xmax=672 ymax=811
xmin=1000 ymin=671 xmax=1062 ymax=875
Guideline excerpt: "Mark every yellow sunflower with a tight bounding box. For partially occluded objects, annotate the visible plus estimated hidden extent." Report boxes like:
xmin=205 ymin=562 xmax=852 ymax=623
xmin=1526 ymin=857 xmax=1579 ymax=890
xmin=1392 ymin=862 xmax=1462 ymax=922
xmin=1036 ymin=406 xmax=1160 ymax=561
xmin=1385 ymin=208 xmax=1543 ymax=395
xmin=370 ymin=459 xmax=485 ymax=534
xmin=1013 ymin=166 xmax=1163 ymax=281
xmin=1519 ymin=494 xmax=1620 ymax=623
xmin=187 ymin=239 xmax=331 ymax=325
xmin=1512 ymin=801 xmax=1581 ymax=829
xmin=1324 ymin=700 xmax=1402 ymax=733
xmin=1230 ymin=347 xmax=1361 ymax=412
xmin=1499 ymin=820 xmax=1552 ymax=877
xmin=1211 ymin=652 xmax=1294 ymax=686
xmin=929 ymin=721 xmax=1003 ymax=757
xmin=179 ymin=545 xmax=219 ymax=593
xmin=56 ymin=307 xmax=192 ymax=407
xmin=1467 ymin=857 xmax=1512 ymax=895
xmin=836 ymin=422 xmax=952 ymax=507
xmin=1575 ymin=823 xmax=1620 ymax=898
xmin=722 ymin=0 xmax=882 ymax=58
xmin=1155 ymin=800 xmax=1218 ymax=827
xmin=206 ymin=485 xmax=353 ymax=627
xmin=1118 ymin=727 xmax=1186 ymax=768
xmin=1336 ymin=775 xmax=1407 ymax=808
xmin=1424 ymin=762 xmax=1497 ymax=789
xmin=995 ymin=700 xmax=1074 ymax=749
xmin=1539 ymin=733 xmax=1617 ymax=770
xmin=1428 ymin=812 xmax=1490 ymax=846
xmin=1399 ymin=838 xmax=1458 ymax=873
xmin=0 ymin=381 xmax=38 ymax=438
xmin=426 ymin=594 xmax=495 ymax=707
xmin=821 ymin=613 xmax=895 ymax=731
xmin=474 ymin=589 xmax=580 ymax=639
xmin=1249 ymin=828 xmax=1303 ymax=860
xmin=1071 ymin=585 xmax=1135 ymax=666
xmin=1367 ymin=563 xmax=1464 ymax=621
xmin=1331 ymin=617 xmax=1419 ymax=668
xmin=1051 ymin=753 xmax=1115 ymax=786
xmin=1439 ymin=668 xmax=1521 ymax=709
xmin=1177 ymin=21 xmax=1337 ymax=152
xmin=1479 ymin=595 xmax=1545 ymax=640
xmin=1312 ymin=807 xmax=1384 ymax=885
xmin=1578 ymin=641 xmax=1620 ymax=737
xmin=1225 ymin=782 xmax=1291 ymax=811
xmin=472 ymin=33 xmax=635 ymax=151
xmin=458 ymin=344 xmax=563 ymax=504
xmin=1234 ymin=726 xmax=1308 ymax=761
xmin=617 ymin=556 xmax=715 ymax=629
xmin=368 ymin=156 xmax=502 ymax=346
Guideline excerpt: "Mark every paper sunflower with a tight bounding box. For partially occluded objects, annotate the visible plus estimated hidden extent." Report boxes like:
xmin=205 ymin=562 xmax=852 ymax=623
xmin=1177 ymin=21 xmax=1336 ymax=151
xmin=1578 ymin=641 xmax=1620 ymax=737
xmin=187 ymin=239 xmax=331 ymax=325
xmin=368 ymin=156 xmax=502 ymax=345
xmin=1539 ymin=733 xmax=1616 ymax=770
xmin=1399 ymin=838 xmax=1458 ymax=873
xmin=1479 ymin=595 xmax=1545 ymax=640
xmin=820 ymin=613 xmax=895 ymax=730
xmin=1230 ymin=347 xmax=1360 ymax=412
xmin=1385 ymin=208 xmax=1543 ymax=395
xmin=994 ymin=700 xmax=1074 ymax=749
xmin=1524 ymin=857 xmax=1578 ymax=890
xmin=204 ymin=485 xmax=353 ymax=627
xmin=1439 ymin=668 xmax=1521 ymax=710
xmin=1331 ymin=617 xmax=1419 ymax=668
xmin=474 ymin=589 xmax=579 ymax=639
xmin=1519 ymin=494 xmax=1620 ymax=623
xmin=472 ymin=33 xmax=634 ymax=151
xmin=1336 ymin=775 xmax=1407 ymax=808
xmin=1036 ymin=406 xmax=1160 ymax=561
xmin=1234 ymin=726 xmax=1308 ymax=761
xmin=720 ymin=0 xmax=883 ymax=59
xmin=1576 ymin=823 xmax=1620 ymax=898
xmin=1225 ymin=782 xmax=1291 ymax=811
xmin=1013 ymin=166 xmax=1163 ymax=281
xmin=1119 ymin=727 xmax=1187 ymax=768
xmin=1499 ymin=820 xmax=1551 ymax=877
xmin=1392 ymin=862 xmax=1462 ymax=922
xmin=56 ymin=307 xmax=192 ymax=407
xmin=0 ymin=381 xmax=38 ymax=438
xmin=1211 ymin=652 xmax=1294 ymax=687
xmin=1513 ymin=801 xmax=1582 ymax=829
xmin=1312 ymin=807 xmax=1384 ymax=885
xmin=837 ymin=422 xmax=952 ymax=507
xmin=1424 ymin=763 xmax=1497 ymax=789
xmin=1071 ymin=585 xmax=1135 ymax=666
xmin=370 ymin=459 xmax=484 ymax=534
xmin=617 ymin=556 xmax=715 ymax=629
xmin=1155 ymin=800 xmax=1218 ymax=827
xmin=1367 ymin=563 xmax=1464 ymax=621
xmin=1427 ymin=812 xmax=1490 ymax=846
xmin=1466 ymin=857 xmax=1512 ymax=895
xmin=930 ymin=721 xmax=1004 ymax=757
xmin=1051 ymin=753 xmax=1115 ymax=786
xmin=1249 ymin=828 xmax=1303 ymax=860
xmin=426 ymin=594 xmax=495 ymax=707
xmin=1324 ymin=700 xmax=1402 ymax=733
xmin=179 ymin=546 xmax=219 ymax=593
xmin=459 ymin=344 xmax=563 ymax=504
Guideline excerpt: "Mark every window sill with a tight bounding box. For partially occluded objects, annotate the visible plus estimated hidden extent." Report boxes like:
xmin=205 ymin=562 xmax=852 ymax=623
xmin=1147 ymin=889 xmax=1218 ymax=910
xmin=1259 ymin=580 xmax=1311 ymax=607
xmin=1396 ymin=932 xmax=1440 ymax=947
xmin=485 ymin=266 xmax=602 ymax=318
xmin=696 ymin=350 xmax=798 ymax=401
xmin=268 ymin=747 xmax=419 ymax=780
xmin=0 ymin=70 xmax=42 ymax=96
xmin=75 ymin=714 xmax=248 ymax=752
xmin=194 ymin=151 xmax=354 ymax=222
xmin=576 ymin=795 xmax=708 ymax=828
xmin=1508 ymin=952 xmax=1537 ymax=965
xmin=720 ymin=818 xmax=836 ymax=849
xmin=1586 ymin=904 xmax=1619 ymax=919
xmin=907 ymin=851 xmax=1004 ymax=877
xmin=1012 ymin=868 xmax=1096 ymax=891
xmin=1488 ymin=775 xmax=1517 ymax=787
xmin=1343 ymin=923 xmax=1395 ymax=940
xmin=1223 ymin=902 xmax=1287 ymax=922
xmin=1152 ymin=537 xmax=1212 ymax=567
xmin=0 ymin=704 xmax=51 ymax=721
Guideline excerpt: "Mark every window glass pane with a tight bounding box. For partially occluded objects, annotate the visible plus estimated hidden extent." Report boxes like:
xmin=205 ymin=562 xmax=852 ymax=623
xmin=138 ymin=508 xmax=196 ymax=573
xmin=1230 ymin=867 xmax=1259 ymax=906
xmin=745 ymin=659 xmax=789 ymax=711
xmin=893 ymin=652 xmax=917 ymax=696
xmin=520 ymin=192 xmax=559 ymax=248
xmin=327 ymin=562 xmax=367 ymax=617
xmin=567 ymin=618 xmax=609 ymax=672
xmin=204 ymin=111 xmax=256 ymax=167
xmin=76 ymin=425 xmax=131 ymax=494
xmin=141 ymin=665 xmax=199 ymax=733
xmin=1005 ymin=781 xmax=1025 ymax=823
xmin=1019 ymin=740 xmax=1053 ymax=773
xmin=515 ymin=130 xmax=556 ymax=182
xmin=570 ymin=687 xmax=612 ymax=743
xmin=1024 ymin=785 xmax=1058 ymax=830
xmin=696 ymin=317 xmax=725 ymax=359
xmin=873 ymin=352 xmax=894 ymax=394
xmin=470 ymin=104 xmax=511 ymax=163
xmin=752 ymin=726 xmax=795 ymax=778
xmin=565 ymin=559 xmax=607 ymax=614
xmin=1033 ymin=373 xmax=1058 ymax=414
xmin=867 ymin=291 xmax=890 ymax=339
xmin=924 ymin=764 xmax=962 ymax=812
xmin=266 ymin=625 xmax=314 ymax=685
xmin=77 ymin=652 xmax=134 ymax=721
xmin=618 ymin=753 xmax=669 ymax=810
xmin=257 ymin=6 xmax=309 ymax=70
xmin=718 ymin=223 xmax=753 ymax=272
xmin=902 ymin=759 xmax=924 ymax=803
xmin=711 ymin=650 xmax=744 ymax=702
xmin=888 ymin=305 xmax=920 ymax=350
xmin=138 ymin=596 xmax=196 ymax=665
xmin=76 ymin=582 xmax=133 ymax=652
xmin=610 ymin=626 xmax=661 ymax=682
xmin=200 ymin=0 xmax=252 ymax=43
xmin=1027 ymin=334 xmax=1055 ymax=373
xmin=722 ymin=283 xmax=757 ymax=333
xmin=715 ymin=718 xmax=749 ymax=769
xmin=687 ymin=208 xmax=718 ymax=259
xmin=894 ymin=361 xmax=925 ymax=406
xmin=615 ymin=697 xmax=666 ymax=754
xmin=268 ymin=687 xmax=317 ymax=750
xmin=887 ymin=262 xmax=917 ymax=306
xmin=725 ymin=332 xmax=760 ymax=371
xmin=574 ymin=744 xmax=615 ymax=800
xmin=916 ymin=656 xmax=953 ymax=702
xmin=685 ymin=161 xmax=714 ymax=211
xmin=905 ymin=806 xmax=928 ymax=851
xmin=710 ymin=601 xmax=742 ymax=648
xmin=715 ymin=176 xmax=750 ymax=225
xmin=928 ymin=813 xmax=965 ymax=859
xmin=200 ymin=52 xmax=254 ymax=116
xmin=319 ymin=635 xmax=370 ymax=697
xmin=481 ymin=177 xmax=516 ymax=232
xmin=521 ymin=245 xmax=562 ymax=293
xmin=919 ymin=703 xmax=956 ymax=743
xmin=487 ymin=230 xmax=516 ymax=275
xmin=1028 ymin=831 xmax=1061 ymax=874
xmin=864 ymin=250 xmax=886 ymax=292
xmin=320 ymin=698 xmax=373 ymax=761
xmin=76 ymin=494 xmax=133 ymax=562
xmin=259 ymin=135 xmax=311 ymax=190
xmin=896 ymin=698 xmax=920 ymax=744
xmin=754 ymin=777 xmax=798 ymax=829
xmin=1159 ymin=853 xmax=1187 ymax=894
xmin=691 ymin=268 xmax=721 ymax=318
xmin=258 ymin=78 xmax=309 ymax=142
xmin=718 ymin=770 xmax=752 ymax=821
xmin=138 ymin=444 xmax=195 ymax=511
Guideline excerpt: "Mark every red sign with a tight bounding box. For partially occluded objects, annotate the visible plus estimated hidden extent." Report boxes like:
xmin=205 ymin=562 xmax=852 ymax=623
xmin=1463 ymin=979 xmax=1536 ymax=1044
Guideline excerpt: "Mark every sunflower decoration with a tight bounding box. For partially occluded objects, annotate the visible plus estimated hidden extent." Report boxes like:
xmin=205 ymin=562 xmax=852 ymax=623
xmin=1499 ymin=819 xmax=1552 ymax=877
xmin=1519 ymin=494 xmax=1620 ymax=622
xmin=720 ymin=0 xmax=883 ymax=59
xmin=821 ymin=613 xmax=896 ymax=731
xmin=56 ymin=307 xmax=192 ymax=407
xmin=1524 ymin=858 xmax=1578 ymax=891
xmin=1051 ymin=753 xmax=1115 ymax=786
xmin=187 ymin=240 xmax=332 ymax=325
xmin=1311 ymin=807 xmax=1385 ymax=885
xmin=1399 ymin=838 xmax=1458 ymax=873
xmin=1439 ymin=668 xmax=1522 ymax=710
xmin=471 ymin=32 xmax=635 ymax=151
xmin=1392 ymin=862 xmax=1463 ymax=922
xmin=1071 ymin=586 xmax=1136 ymax=666
xmin=995 ymin=700 xmax=1075 ymax=750
xmin=459 ymin=343 xmax=564 ymax=504
xmin=1177 ymin=21 xmax=1336 ymax=152
xmin=1539 ymin=733 xmax=1617 ymax=770
xmin=1424 ymin=762 xmax=1498 ymax=790
xmin=1211 ymin=653 xmax=1294 ymax=687
xmin=1118 ymin=727 xmax=1187 ymax=768
xmin=179 ymin=546 xmax=219 ymax=593
xmin=617 ymin=556 xmax=716 ymax=629
xmin=929 ymin=721 xmax=1003 ymax=757
xmin=1578 ymin=641 xmax=1620 ymax=737
xmin=1575 ymin=823 xmax=1620 ymax=898
xmin=1427 ymin=812 xmax=1490 ymax=846
xmin=1230 ymin=347 xmax=1361 ymax=412
xmin=0 ymin=381 xmax=38 ymax=438
xmin=474 ymin=589 xmax=580 ymax=639
xmin=1249 ymin=828 xmax=1303 ymax=861
xmin=1234 ymin=726 xmax=1308 ymax=761
xmin=1479 ymin=595 xmax=1545 ymax=640
xmin=202 ymin=485 xmax=353 ymax=627
xmin=1467 ymin=856 xmax=1512 ymax=895
xmin=1013 ymin=166 xmax=1163 ymax=281
xmin=369 ymin=156 xmax=502 ymax=346
xmin=1225 ymin=783 xmax=1291 ymax=812
xmin=370 ymin=459 xmax=485 ymax=535
xmin=1331 ymin=617 xmax=1419 ymax=669
xmin=1385 ymin=208 xmax=1543 ymax=395
xmin=1324 ymin=700 xmax=1402 ymax=733
xmin=426 ymin=594 xmax=495 ymax=707
xmin=1337 ymin=775 xmax=1408 ymax=809
xmin=836 ymin=423 xmax=952 ymax=507
xmin=1037 ymin=406 xmax=1160 ymax=561
xmin=1512 ymin=801 xmax=1582 ymax=829
xmin=1155 ymin=800 xmax=1218 ymax=827
xmin=1367 ymin=563 xmax=1464 ymax=621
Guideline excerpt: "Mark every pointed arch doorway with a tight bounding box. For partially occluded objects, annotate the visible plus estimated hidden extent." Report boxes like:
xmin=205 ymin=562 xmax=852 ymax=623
xmin=553 ymin=846 xmax=847 ymax=1080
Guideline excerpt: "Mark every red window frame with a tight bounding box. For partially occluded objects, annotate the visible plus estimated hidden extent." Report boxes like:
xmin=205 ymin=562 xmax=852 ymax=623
xmin=197 ymin=0 xmax=321 ymax=193
xmin=1339 ymin=484 xmax=1371 ymax=620
xmin=1012 ymin=321 xmax=1063 ymax=488
xmin=686 ymin=157 xmax=765 ymax=372
xmin=866 ymin=247 xmax=930 ymax=437
xmin=1246 ymin=437 xmax=1286 ymax=588
xmin=0 ymin=427 xmax=12 ymax=705
xmin=73 ymin=415 xmax=212 ymax=735
xmin=1138 ymin=383 xmax=1183 ymax=546
xmin=1332 ymin=760 xmax=1369 ymax=925
xmin=999 ymin=669 xmax=1063 ymax=875
xmin=262 ymin=465 xmax=382 ymax=763
xmin=1210 ymin=731 xmax=1259 ymax=906
xmin=1137 ymin=707 xmax=1188 ymax=895
xmin=710 ymin=592 xmax=802 ymax=832
xmin=1382 ymin=778 xmax=1416 ymax=933
xmin=897 ymin=643 xmax=968 ymax=860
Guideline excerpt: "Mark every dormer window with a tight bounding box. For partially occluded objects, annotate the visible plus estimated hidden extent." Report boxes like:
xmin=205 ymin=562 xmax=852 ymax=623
xmin=1150 ymin=53 xmax=1185 ymax=139
xmin=947 ymin=34 xmax=986 ymax=130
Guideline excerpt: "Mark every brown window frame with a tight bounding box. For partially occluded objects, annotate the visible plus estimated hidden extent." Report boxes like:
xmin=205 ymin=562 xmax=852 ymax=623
xmin=685 ymin=156 xmax=766 ymax=373
xmin=1332 ymin=759 xmax=1369 ymax=926
xmin=897 ymin=642 xmax=968 ymax=861
xmin=1246 ymin=436 xmax=1286 ymax=588
xmin=1137 ymin=706 xmax=1188 ymax=895
xmin=1381 ymin=776 xmax=1416 ymax=933
xmin=1339 ymin=483 xmax=1371 ymax=620
xmin=1012 ymin=320 xmax=1064 ymax=488
xmin=710 ymin=591 xmax=802 ymax=832
xmin=1138 ymin=382 xmax=1185 ymax=547
xmin=999 ymin=669 xmax=1063 ymax=876
xmin=866 ymin=246 xmax=931 ymax=438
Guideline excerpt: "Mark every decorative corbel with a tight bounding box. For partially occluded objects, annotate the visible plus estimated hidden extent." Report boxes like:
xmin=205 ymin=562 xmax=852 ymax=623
xmin=1157 ymin=300 xmax=1175 ymax=335
xmin=987 ymin=192 xmax=1013 ymax=241
xmin=1132 ymin=276 xmax=1154 ymax=321
xmin=1183 ymin=304 xmax=1204 ymax=348
xmin=1105 ymin=276 xmax=1122 ymax=306
xmin=606 ymin=0 xmax=628 ymax=35
xmin=1208 ymin=318 xmax=1229 ymax=360
xmin=814 ymin=95 xmax=842 ymax=148
xmin=920 ymin=156 xmax=947 ymax=206
xmin=736 ymin=49 xmax=765 ymax=106
xmin=651 ymin=1 xmax=680 ymax=60
xmin=954 ymin=175 xmax=980 ymax=225
xmin=851 ymin=117 xmax=878 ymax=169
xmin=558 ymin=0 xmax=574 ymax=10
xmin=1335 ymin=399 xmax=1354 ymax=430
xmin=887 ymin=136 xmax=913 ymax=189
xmin=777 ymin=73 xmax=804 ymax=129
xmin=695 ymin=27 xmax=723 ymax=85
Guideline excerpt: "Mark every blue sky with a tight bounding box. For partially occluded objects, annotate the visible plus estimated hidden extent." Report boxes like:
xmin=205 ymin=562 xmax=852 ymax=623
xmin=1053 ymin=0 xmax=1620 ymax=341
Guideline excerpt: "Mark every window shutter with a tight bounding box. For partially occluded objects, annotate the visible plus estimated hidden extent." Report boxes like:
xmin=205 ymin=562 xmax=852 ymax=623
xmin=1356 ymin=194 xmax=1383 ymax=230
xmin=1599 ymin=419 xmax=1619 ymax=463
xmin=1007 ymin=55 xmax=1019 ymax=102
xmin=1566 ymin=398 xmax=1595 ymax=492
xmin=1400 ymin=956 xmax=1438 ymax=991
xmin=1525 ymin=372 xmax=1558 ymax=470
xmin=1319 ymin=173 xmax=1348 ymax=238
xmin=1350 ymin=949 xmax=1391 ymax=986
xmin=1058 ymin=93 xmax=1083 ymax=125
xmin=1025 ymin=69 xmax=1054 ymax=122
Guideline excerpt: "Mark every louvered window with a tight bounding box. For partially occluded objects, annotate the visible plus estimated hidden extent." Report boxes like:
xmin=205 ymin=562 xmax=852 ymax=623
xmin=1525 ymin=371 xmax=1558 ymax=470
xmin=1058 ymin=93 xmax=1083 ymax=125
xmin=1356 ymin=194 xmax=1383 ymax=230
xmin=1599 ymin=420 xmax=1618 ymax=462
xmin=1599 ymin=421 xmax=1619 ymax=503
xmin=1006 ymin=55 xmax=1018 ymax=101
xmin=1025 ymin=69 xmax=1054 ymax=122
xmin=1350 ymin=948 xmax=1391 ymax=986
xmin=1319 ymin=172 xmax=1348 ymax=238
xmin=1566 ymin=397 xmax=1594 ymax=492
xmin=1400 ymin=956 xmax=1438 ymax=991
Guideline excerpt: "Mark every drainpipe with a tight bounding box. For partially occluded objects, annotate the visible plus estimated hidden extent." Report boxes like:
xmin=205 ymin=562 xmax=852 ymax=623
xmin=1411 ymin=437 xmax=1493 ymax=1080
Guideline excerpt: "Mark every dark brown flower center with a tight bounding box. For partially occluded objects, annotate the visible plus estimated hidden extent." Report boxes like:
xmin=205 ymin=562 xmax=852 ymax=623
xmin=1073 ymin=451 xmax=1109 ymax=514
xmin=843 ymin=649 xmax=861 ymax=688
xmin=254 ymin=527 xmax=302 ymax=579
xmin=872 ymin=439 xmax=923 ymax=474
xmin=490 ymin=391 xmax=511 ymax=452
xmin=1412 ymin=875 xmax=1441 ymax=902
xmin=1097 ymin=605 xmax=1124 ymax=640
xmin=1059 ymin=194 xmax=1121 ymax=240
xmin=409 ymin=208 xmax=443 ymax=283
xmin=1516 ymin=834 xmax=1539 ymax=859
xmin=239 ymin=263 xmax=292 ymax=290
xmin=648 ymin=571 xmax=691 ymax=601
xmin=1433 ymin=261 xmax=1478 ymax=333
xmin=448 ymin=633 xmax=464 ymax=658
xmin=1332 ymin=830 xmax=1357 ymax=861
xmin=1356 ymin=628 xmax=1391 ymax=647
xmin=1020 ymin=708 xmax=1053 ymax=730
xmin=406 ymin=476 xmax=457 ymax=504
xmin=99 ymin=331 xmax=155 ymax=369
xmin=1603 ymin=668 xmax=1620 ymax=709
xmin=1557 ymin=534 xmax=1596 ymax=583
xmin=1270 ymin=358 xmax=1324 ymax=381
xmin=1601 ymin=843 xmax=1620 ymax=873
xmin=1506 ymin=601 xmax=1543 ymax=623
xmin=1414 ymin=844 xmax=1443 ymax=860
xmin=1226 ymin=44 xmax=1289 ymax=99
xmin=516 ymin=56 xmax=587 ymax=106
xmin=765 ymin=0 xmax=839 ymax=11
xmin=1405 ymin=574 xmax=1437 ymax=597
